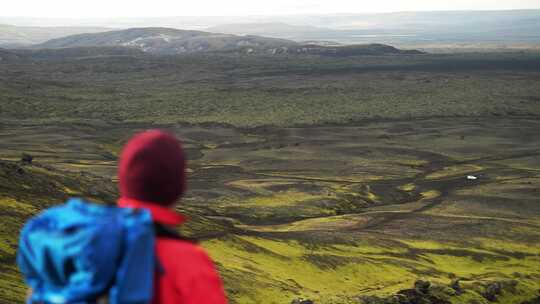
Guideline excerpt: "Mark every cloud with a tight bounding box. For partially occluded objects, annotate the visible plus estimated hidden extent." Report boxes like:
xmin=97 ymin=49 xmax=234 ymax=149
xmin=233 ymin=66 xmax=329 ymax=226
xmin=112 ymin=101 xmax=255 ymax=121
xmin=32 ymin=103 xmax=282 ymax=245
xmin=2 ymin=0 xmax=540 ymax=18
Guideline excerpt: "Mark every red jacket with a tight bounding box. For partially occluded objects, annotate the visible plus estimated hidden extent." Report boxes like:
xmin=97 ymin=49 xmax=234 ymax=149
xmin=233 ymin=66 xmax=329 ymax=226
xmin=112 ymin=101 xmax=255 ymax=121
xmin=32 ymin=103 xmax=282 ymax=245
xmin=119 ymin=198 xmax=228 ymax=304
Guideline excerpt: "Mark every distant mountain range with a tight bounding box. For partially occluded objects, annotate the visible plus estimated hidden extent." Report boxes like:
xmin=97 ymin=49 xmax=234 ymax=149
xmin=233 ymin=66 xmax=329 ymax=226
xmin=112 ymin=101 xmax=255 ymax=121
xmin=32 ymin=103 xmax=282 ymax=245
xmin=205 ymin=11 xmax=540 ymax=47
xmin=35 ymin=27 xmax=297 ymax=55
xmin=2 ymin=10 xmax=539 ymax=49
xmin=1 ymin=10 xmax=540 ymax=51
xmin=28 ymin=27 xmax=421 ymax=57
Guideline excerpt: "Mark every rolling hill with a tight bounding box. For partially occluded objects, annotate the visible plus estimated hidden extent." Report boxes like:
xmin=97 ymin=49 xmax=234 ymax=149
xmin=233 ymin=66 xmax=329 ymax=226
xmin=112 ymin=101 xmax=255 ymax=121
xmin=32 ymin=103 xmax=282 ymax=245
xmin=3 ymin=10 xmax=540 ymax=50
xmin=36 ymin=27 xmax=297 ymax=55
xmin=33 ymin=27 xmax=422 ymax=56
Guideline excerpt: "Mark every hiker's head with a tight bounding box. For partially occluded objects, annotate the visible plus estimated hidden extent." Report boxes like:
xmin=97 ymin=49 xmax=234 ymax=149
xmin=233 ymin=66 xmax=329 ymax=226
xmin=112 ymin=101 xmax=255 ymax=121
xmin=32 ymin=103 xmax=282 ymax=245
xmin=119 ymin=130 xmax=186 ymax=206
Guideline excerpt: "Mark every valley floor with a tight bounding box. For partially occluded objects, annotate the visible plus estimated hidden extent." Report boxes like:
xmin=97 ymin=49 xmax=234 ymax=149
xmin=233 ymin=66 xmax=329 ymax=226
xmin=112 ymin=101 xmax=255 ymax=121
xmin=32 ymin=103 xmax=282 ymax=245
xmin=1 ymin=117 xmax=539 ymax=303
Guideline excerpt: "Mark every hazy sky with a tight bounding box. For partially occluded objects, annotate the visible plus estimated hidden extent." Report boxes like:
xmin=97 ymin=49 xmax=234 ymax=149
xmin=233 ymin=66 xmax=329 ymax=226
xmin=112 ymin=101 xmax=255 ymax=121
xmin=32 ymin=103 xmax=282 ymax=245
xmin=3 ymin=0 xmax=540 ymax=18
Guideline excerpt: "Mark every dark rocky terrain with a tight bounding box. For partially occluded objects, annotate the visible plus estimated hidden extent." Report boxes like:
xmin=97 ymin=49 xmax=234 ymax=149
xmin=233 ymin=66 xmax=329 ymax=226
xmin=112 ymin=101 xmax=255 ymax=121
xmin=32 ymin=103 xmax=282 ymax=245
xmin=0 ymin=35 xmax=539 ymax=303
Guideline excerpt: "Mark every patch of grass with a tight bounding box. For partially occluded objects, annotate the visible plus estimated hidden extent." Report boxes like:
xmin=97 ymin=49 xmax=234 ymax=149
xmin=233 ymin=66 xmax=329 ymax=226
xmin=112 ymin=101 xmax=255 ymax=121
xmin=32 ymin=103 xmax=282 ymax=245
xmin=0 ymin=265 xmax=27 ymax=304
xmin=204 ymin=232 xmax=540 ymax=303
xmin=204 ymin=236 xmax=414 ymax=303
xmin=398 ymin=183 xmax=416 ymax=192
xmin=240 ymin=190 xmax=328 ymax=208
xmin=0 ymin=198 xmax=37 ymax=215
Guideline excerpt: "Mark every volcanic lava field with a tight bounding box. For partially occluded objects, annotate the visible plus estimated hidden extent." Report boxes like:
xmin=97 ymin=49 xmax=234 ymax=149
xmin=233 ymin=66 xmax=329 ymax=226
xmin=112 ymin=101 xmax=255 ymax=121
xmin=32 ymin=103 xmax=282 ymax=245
xmin=1 ymin=51 xmax=540 ymax=303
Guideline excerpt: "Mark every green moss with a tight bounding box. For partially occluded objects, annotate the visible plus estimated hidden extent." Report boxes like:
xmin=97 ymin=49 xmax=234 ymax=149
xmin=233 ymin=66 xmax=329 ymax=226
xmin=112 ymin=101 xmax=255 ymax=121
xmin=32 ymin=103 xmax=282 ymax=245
xmin=204 ymin=236 xmax=421 ymax=303
xmin=240 ymin=190 xmax=332 ymax=208
xmin=0 ymin=266 xmax=27 ymax=303
xmin=0 ymin=198 xmax=37 ymax=215
xmin=451 ymin=290 xmax=490 ymax=304
xmin=398 ymin=183 xmax=416 ymax=192
xmin=204 ymin=234 xmax=540 ymax=303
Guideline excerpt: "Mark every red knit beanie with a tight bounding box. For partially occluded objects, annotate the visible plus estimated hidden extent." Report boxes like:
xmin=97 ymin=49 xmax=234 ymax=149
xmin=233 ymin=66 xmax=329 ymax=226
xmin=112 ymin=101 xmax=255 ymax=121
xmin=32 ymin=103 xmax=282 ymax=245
xmin=119 ymin=130 xmax=186 ymax=206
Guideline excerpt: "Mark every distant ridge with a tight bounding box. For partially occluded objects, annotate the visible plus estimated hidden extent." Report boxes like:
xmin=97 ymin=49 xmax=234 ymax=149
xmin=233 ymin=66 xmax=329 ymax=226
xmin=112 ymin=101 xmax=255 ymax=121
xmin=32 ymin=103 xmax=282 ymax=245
xmin=34 ymin=27 xmax=422 ymax=57
xmin=36 ymin=27 xmax=297 ymax=55
xmin=2 ymin=10 xmax=540 ymax=49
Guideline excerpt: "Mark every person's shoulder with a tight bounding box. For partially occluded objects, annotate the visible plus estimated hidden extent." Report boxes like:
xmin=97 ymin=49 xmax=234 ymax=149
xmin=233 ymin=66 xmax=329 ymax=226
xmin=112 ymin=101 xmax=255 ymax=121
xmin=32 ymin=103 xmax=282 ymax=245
xmin=156 ymin=238 xmax=214 ymax=265
xmin=156 ymin=238 xmax=221 ymax=283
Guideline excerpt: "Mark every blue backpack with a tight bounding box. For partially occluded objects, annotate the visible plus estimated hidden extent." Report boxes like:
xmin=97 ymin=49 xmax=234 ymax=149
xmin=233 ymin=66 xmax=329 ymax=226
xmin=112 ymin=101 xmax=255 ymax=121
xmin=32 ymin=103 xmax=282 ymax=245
xmin=17 ymin=198 xmax=156 ymax=304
